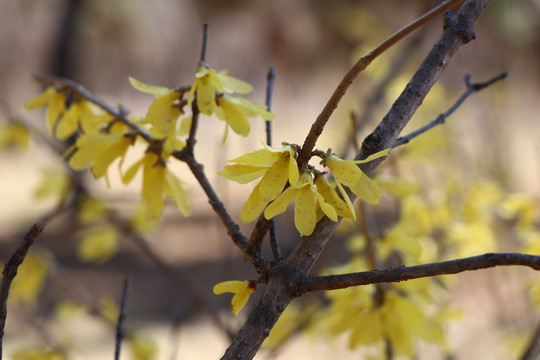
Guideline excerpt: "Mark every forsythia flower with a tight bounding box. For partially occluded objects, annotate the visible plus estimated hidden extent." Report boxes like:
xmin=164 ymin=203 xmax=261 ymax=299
xmin=25 ymin=86 xmax=113 ymax=139
xmin=129 ymin=77 xmax=191 ymax=155
xmin=321 ymin=148 xmax=390 ymax=205
xmin=68 ymin=122 xmax=132 ymax=183
xmin=218 ymin=143 xmax=299 ymax=223
xmin=123 ymin=152 xmax=190 ymax=220
xmin=264 ymin=172 xmax=339 ymax=236
xmin=187 ymin=66 xmax=274 ymax=139
xmin=213 ymin=280 xmax=257 ymax=316
xmin=188 ymin=67 xmax=252 ymax=115
xmin=215 ymin=94 xmax=274 ymax=139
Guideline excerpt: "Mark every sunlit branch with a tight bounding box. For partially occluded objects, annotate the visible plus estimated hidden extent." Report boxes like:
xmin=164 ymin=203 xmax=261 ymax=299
xmin=114 ymin=276 xmax=131 ymax=360
xmin=0 ymin=222 xmax=46 ymax=359
xmin=297 ymin=253 xmax=540 ymax=293
xmin=393 ymin=71 xmax=508 ymax=147
xmin=297 ymin=0 xmax=466 ymax=168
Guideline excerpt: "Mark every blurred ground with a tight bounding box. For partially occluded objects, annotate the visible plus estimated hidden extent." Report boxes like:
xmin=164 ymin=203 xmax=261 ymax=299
xmin=1 ymin=0 xmax=540 ymax=359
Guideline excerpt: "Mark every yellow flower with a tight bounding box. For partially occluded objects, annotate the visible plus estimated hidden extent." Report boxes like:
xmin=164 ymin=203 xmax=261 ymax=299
xmin=264 ymin=172 xmax=339 ymax=236
xmin=215 ymin=95 xmax=274 ymax=138
xmin=218 ymin=144 xmax=299 ymax=223
xmin=322 ymin=149 xmax=390 ymax=205
xmin=314 ymin=175 xmax=356 ymax=220
xmin=25 ymin=86 xmax=66 ymax=136
xmin=25 ymin=87 xmax=113 ymax=139
xmin=122 ymin=152 xmax=190 ymax=220
xmin=187 ymin=67 xmax=252 ymax=115
xmin=68 ymin=123 xmax=132 ymax=183
xmin=213 ymin=280 xmax=257 ymax=316
xmin=77 ymin=225 xmax=119 ymax=264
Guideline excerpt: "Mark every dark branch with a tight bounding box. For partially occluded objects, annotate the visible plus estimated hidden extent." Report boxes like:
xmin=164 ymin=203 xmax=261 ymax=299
xmin=174 ymin=149 xmax=271 ymax=275
xmin=264 ymin=66 xmax=283 ymax=264
xmin=0 ymin=222 xmax=45 ymax=359
xmin=114 ymin=276 xmax=131 ymax=360
xmin=200 ymin=23 xmax=210 ymax=63
xmin=297 ymin=253 xmax=540 ymax=293
xmin=32 ymin=74 xmax=155 ymax=143
xmin=393 ymin=71 xmax=508 ymax=147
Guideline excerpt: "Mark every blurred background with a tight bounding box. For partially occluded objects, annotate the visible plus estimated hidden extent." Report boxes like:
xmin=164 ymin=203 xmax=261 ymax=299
xmin=1 ymin=0 xmax=540 ymax=359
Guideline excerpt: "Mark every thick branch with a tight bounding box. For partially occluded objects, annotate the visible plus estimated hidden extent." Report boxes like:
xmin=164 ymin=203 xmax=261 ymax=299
xmin=297 ymin=253 xmax=540 ymax=292
xmin=0 ymin=222 xmax=45 ymax=359
xmin=222 ymin=1 xmax=491 ymax=359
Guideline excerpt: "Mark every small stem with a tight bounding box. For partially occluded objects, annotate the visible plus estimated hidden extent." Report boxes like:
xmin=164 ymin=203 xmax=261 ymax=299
xmin=264 ymin=67 xmax=282 ymax=264
xmin=265 ymin=67 xmax=276 ymax=146
xmin=393 ymin=71 xmax=508 ymax=147
xmin=114 ymin=276 xmax=131 ymax=360
xmin=200 ymin=23 xmax=210 ymax=63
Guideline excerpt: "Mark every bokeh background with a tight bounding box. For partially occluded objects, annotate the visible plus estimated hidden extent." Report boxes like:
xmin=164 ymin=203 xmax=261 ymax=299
xmin=1 ymin=0 xmax=540 ymax=359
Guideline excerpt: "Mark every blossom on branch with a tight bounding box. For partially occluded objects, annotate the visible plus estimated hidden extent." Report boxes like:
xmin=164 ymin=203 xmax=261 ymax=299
xmin=122 ymin=152 xmax=190 ymax=220
xmin=218 ymin=143 xmax=299 ymax=223
xmin=320 ymin=148 xmax=390 ymax=205
xmin=264 ymin=172 xmax=339 ymax=236
xmin=213 ymin=280 xmax=257 ymax=316
xmin=187 ymin=65 xmax=274 ymax=139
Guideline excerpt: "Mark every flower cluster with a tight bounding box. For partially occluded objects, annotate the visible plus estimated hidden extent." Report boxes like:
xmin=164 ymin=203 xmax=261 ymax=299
xmin=188 ymin=65 xmax=274 ymax=141
xmin=219 ymin=144 xmax=389 ymax=236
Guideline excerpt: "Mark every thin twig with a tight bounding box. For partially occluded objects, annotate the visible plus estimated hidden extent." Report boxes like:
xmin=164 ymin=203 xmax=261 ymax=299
xmin=32 ymin=74 xmax=155 ymax=143
xmin=296 ymin=0 xmax=466 ymax=168
xmin=0 ymin=222 xmax=46 ymax=359
xmin=200 ymin=23 xmax=210 ymax=63
xmin=114 ymin=276 xmax=131 ymax=360
xmin=297 ymin=253 xmax=540 ymax=293
xmin=174 ymin=149 xmax=271 ymax=275
xmin=264 ymin=67 xmax=283 ymax=264
xmin=265 ymin=67 xmax=276 ymax=147
xmin=393 ymin=71 xmax=508 ymax=147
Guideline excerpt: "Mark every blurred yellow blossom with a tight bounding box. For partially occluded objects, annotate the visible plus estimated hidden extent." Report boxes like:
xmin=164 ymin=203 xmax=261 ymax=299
xmin=0 ymin=123 xmax=29 ymax=152
xmin=122 ymin=152 xmax=190 ymax=220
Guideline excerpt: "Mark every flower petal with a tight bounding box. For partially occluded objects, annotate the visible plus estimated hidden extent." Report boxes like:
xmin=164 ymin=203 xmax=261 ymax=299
xmin=295 ymin=185 xmax=317 ymax=236
xmin=258 ymin=155 xmax=290 ymax=202
xmin=128 ymin=76 xmax=172 ymax=96
xmin=240 ymin=182 xmax=268 ymax=223
xmin=163 ymin=170 xmax=191 ymax=217
xmin=217 ymin=164 xmax=269 ymax=184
